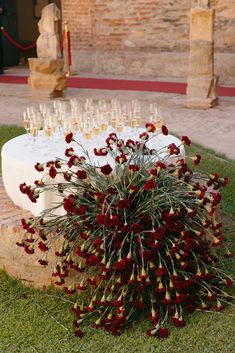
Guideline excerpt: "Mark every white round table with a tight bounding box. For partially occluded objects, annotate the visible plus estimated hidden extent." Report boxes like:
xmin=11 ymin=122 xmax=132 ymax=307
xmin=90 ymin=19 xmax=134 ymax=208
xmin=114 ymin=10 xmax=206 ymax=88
xmin=1 ymin=127 xmax=185 ymax=217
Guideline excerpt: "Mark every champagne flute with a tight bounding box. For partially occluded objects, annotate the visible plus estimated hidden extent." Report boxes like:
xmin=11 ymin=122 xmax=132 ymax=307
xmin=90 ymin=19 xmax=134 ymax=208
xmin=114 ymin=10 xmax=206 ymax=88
xmin=30 ymin=121 xmax=39 ymax=145
xmin=23 ymin=112 xmax=30 ymax=137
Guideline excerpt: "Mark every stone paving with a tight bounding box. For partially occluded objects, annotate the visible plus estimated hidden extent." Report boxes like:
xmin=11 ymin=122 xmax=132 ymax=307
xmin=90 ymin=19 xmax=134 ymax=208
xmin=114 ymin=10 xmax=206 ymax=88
xmin=0 ymin=69 xmax=235 ymax=159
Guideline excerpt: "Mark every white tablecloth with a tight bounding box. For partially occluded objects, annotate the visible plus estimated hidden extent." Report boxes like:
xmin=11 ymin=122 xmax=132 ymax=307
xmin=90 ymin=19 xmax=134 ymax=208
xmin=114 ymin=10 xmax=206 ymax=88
xmin=1 ymin=127 xmax=185 ymax=217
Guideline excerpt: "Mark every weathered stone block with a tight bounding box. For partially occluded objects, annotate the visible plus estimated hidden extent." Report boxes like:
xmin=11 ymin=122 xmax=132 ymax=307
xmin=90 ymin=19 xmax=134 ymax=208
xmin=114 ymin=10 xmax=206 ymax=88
xmin=28 ymin=58 xmax=66 ymax=98
xmin=190 ymin=8 xmax=214 ymax=42
xmin=28 ymin=58 xmax=64 ymax=74
xmin=186 ymin=3 xmax=218 ymax=109
xmin=188 ymin=41 xmax=213 ymax=76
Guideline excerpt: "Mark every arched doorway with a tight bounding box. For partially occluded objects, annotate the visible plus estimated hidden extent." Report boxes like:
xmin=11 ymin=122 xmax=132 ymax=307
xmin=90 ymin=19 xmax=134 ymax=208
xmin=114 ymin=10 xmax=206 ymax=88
xmin=3 ymin=0 xmax=61 ymax=67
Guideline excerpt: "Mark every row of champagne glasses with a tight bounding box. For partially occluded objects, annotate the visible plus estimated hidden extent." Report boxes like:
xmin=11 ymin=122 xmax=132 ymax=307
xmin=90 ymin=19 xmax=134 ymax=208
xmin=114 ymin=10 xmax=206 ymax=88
xmin=22 ymin=99 xmax=163 ymax=142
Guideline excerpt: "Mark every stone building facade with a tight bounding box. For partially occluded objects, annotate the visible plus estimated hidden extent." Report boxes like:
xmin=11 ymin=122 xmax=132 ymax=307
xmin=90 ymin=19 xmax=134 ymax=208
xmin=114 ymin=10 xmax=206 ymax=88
xmin=61 ymin=0 xmax=235 ymax=81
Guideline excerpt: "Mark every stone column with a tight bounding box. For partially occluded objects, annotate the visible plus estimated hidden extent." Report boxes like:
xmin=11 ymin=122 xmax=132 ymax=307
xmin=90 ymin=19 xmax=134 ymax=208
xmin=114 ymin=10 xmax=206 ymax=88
xmin=185 ymin=1 xmax=218 ymax=109
xmin=28 ymin=3 xmax=66 ymax=98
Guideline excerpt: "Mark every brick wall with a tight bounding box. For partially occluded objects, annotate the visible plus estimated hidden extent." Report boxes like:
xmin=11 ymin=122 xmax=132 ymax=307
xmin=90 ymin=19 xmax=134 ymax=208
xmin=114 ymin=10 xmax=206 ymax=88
xmin=61 ymin=0 xmax=235 ymax=80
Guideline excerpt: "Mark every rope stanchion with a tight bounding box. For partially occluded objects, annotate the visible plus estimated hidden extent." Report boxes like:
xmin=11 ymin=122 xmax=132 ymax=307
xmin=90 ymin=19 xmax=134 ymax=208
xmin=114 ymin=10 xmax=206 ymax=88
xmin=0 ymin=27 xmax=36 ymax=51
xmin=63 ymin=21 xmax=73 ymax=76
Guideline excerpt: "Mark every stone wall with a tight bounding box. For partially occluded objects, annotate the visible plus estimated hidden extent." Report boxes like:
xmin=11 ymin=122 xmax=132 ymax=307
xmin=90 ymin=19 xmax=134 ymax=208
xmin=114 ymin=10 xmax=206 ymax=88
xmin=61 ymin=0 xmax=235 ymax=80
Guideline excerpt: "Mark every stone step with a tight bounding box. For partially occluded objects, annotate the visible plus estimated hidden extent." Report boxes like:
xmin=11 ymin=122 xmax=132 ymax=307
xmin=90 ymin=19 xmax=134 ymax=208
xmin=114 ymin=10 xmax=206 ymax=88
xmin=0 ymin=177 xmax=76 ymax=288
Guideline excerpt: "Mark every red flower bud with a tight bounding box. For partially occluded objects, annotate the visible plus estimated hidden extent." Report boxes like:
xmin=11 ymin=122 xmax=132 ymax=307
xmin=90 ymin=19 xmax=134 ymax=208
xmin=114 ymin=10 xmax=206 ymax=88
xmin=65 ymin=132 xmax=73 ymax=143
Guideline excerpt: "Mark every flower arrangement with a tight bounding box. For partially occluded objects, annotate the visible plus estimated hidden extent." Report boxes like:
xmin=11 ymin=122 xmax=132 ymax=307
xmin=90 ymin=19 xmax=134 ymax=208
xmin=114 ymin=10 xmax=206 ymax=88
xmin=18 ymin=123 xmax=233 ymax=338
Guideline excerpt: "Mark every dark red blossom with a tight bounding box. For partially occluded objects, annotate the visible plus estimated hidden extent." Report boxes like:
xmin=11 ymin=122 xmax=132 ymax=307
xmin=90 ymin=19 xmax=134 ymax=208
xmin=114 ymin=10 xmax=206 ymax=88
xmin=76 ymin=170 xmax=88 ymax=180
xmin=139 ymin=132 xmax=149 ymax=140
xmin=96 ymin=213 xmax=107 ymax=225
xmin=193 ymin=154 xmax=201 ymax=166
xmin=116 ymin=154 xmax=128 ymax=164
xmin=225 ymin=277 xmax=233 ymax=288
xmin=63 ymin=195 xmax=76 ymax=213
xmin=63 ymin=171 xmax=72 ymax=181
xmin=127 ymin=140 xmax=141 ymax=152
xmin=94 ymin=147 xmax=108 ymax=156
xmin=145 ymin=123 xmax=156 ymax=133
xmin=116 ymin=198 xmax=130 ymax=209
xmin=114 ymin=259 xmax=128 ymax=271
xmin=74 ymin=329 xmax=84 ymax=338
xmin=161 ymin=125 xmax=168 ymax=136
xmin=144 ymin=179 xmax=157 ymax=191
xmin=173 ymin=318 xmax=186 ymax=328
xmin=24 ymin=245 xmax=35 ymax=255
xmin=129 ymin=164 xmax=140 ymax=172
xmin=65 ymin=132 xmax=73 ymax=143
xmin=168 ymin=143 xmax=180 ymax=155
xmin=181 ymin=135 xmax=191 ymax=146
xmin=220 ymin=177 xmax=229 ymax=187
xmin=100 ymin=164 xmax=113 ymax=176
xmin=157 ymin=327 xmax=169 ymax=338
xmin=49 ymin=166 xmax=57 ymax=179
xmin=38 ymin=241 xmax=49 ymax=252
xmin=34 ymin=163 xmax=44 ymax=172
xmin=131 ymin=223 xmax=143 ymax=234
xmin=156 ymin=266 xmax=167 ymax=277
xmin=65 ymin=147 xmax=74 ymax=157
xmin=38 ymin=259 xmax=48 ymax=266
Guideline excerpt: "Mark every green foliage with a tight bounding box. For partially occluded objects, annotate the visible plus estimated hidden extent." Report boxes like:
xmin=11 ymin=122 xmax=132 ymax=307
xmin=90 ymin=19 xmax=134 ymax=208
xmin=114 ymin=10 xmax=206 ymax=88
xmin=0 ymin=267 xmax=234 ymax=353
xmin=0 ymin=125 xmax=25 ymax=174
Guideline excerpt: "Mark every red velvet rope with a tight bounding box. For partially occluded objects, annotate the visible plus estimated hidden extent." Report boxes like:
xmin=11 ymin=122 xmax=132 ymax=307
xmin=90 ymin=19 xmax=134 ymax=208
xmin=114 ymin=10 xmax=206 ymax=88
xmin=0 ymin=27 xmax=36 ymax=51
xmin=67 ymin=30 xmax=72 ymax=67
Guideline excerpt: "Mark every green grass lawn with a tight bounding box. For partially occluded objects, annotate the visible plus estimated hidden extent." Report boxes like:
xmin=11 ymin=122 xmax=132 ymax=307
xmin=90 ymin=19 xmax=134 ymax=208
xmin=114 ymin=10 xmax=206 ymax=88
xmin=0 ymin=125 xmax=234 ymax=353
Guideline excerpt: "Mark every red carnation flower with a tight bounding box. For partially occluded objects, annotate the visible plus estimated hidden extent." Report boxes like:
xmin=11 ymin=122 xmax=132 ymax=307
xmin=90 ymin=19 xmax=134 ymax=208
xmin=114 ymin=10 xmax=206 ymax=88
xmin=65 ymin=147 xmax=74 ymax=157
xmin=225 ymin=277 xmax=233 ymax=288
xmin=34 ymin=163 xmax=44 ymax=172
xmin=155 ymin=161 xmax=166 ymax=169
xmin=161 ymin=125 xmax=168 ymax=136
xmin=65 ymin=132 xmax=73 ymax=143
xmin=145 ymin=123 xmax=156 ymax=133
xmin=96 ymin=213 xmax=107 ymax=225
xmin=156 ymin=266 xmax=167 ymax=276
xmin=63 ymin=195 xmax=76 ymax=213
xmin=38 ymin=259 xmax=48 ymax=266
xmin=49 ymin=166 xmax=57 ymax=179
xmin=173 ymin=318 xmax=186 ymax=328
xmin=63 ymin=171 xmax=72 ymax=181
xmin=129 ymin=185 xmax=140 ymax=194
xmin=38 ymin=241 xmax=49 ymax=252
xmin=100 ymin=164 xmax=113 ymax=176
xmin=129 ymin=164 xmax=140 ymax=172
xmin=193 ymin=154 xmax=201 ymax=166
xmin=131 ymin=223 xmax=143 ymax=234
xmin=76 ymin=170 xmax=88 ymax=180
xmin=181 ymin=135 xmax=191 ymax=146
xmin=168 ymin=143 xmax=180 ymax=155
xmin=94 ymin=147 xmax=108 ymax=156
xmin=220 ymin=177 xmax=229 ymax=187
xmin=116 ymin=198 xmax=130 ymax=209
xmin=114 ymin=259 xmax=127 ymax=271
xmin=107 ymin=186 xmax=118 ymax=195
xmin=139 ymin=132 xmax=149 ymax=140
xmin=157 ymin=327 xmax=169 ymax=338
xmin=116 ymin=154 xmax=128 ymax=164
xmin=144 ymin=179 xmax=157 ymax=191
xmin=74 ymin=329 xmax=84 ymax=338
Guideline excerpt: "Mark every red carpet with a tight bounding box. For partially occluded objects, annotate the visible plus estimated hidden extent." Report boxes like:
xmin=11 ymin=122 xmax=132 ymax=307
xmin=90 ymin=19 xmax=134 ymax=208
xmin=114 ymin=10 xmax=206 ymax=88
xmin=0 ymin=74 xmax=235 ymax=97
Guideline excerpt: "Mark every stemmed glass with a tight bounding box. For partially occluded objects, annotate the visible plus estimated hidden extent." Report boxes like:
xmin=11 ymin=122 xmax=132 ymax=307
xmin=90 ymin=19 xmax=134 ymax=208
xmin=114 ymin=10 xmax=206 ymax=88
xmin=23 ymin=112 xmax=30 ymax=137
xmin=29 ymin=120 xmax=39 ymax=147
